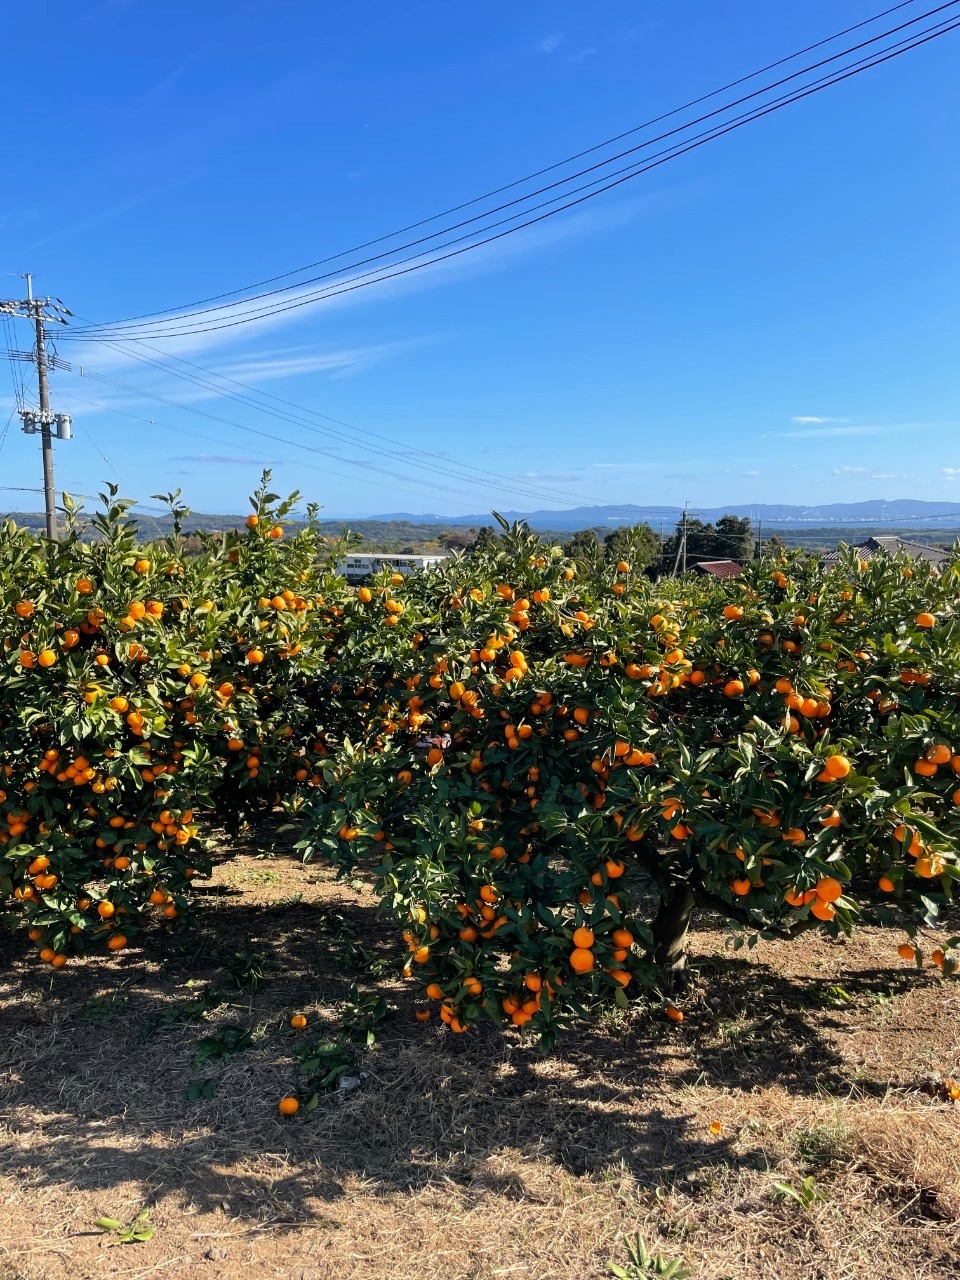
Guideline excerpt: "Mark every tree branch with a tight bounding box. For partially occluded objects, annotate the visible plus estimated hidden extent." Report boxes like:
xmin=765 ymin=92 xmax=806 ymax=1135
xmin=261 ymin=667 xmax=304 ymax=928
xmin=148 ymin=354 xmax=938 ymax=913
xmin=690 ymin=871 xmax=816 ymax=940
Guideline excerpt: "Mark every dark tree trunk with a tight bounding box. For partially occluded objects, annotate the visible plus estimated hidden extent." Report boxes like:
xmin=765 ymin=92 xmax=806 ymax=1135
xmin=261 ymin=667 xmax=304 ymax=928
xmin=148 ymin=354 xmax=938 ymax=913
xmin=652 ymin=881 xmax=696 ymax=992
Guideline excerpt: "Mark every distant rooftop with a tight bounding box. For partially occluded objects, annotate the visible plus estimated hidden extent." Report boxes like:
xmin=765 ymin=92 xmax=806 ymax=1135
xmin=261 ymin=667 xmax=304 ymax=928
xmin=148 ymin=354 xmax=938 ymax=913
xmin=692 ymin=559 xmax=743 ymax=578
xmin=820 ymin=536 xmax=950 ymax=567
xmin=342 ymin=553 xmax=448 ymax=563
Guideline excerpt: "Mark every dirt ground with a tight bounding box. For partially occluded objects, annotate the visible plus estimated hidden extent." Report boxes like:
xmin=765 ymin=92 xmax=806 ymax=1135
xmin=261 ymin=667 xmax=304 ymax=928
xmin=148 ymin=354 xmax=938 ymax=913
xmin=2 ymin=839 xmax=959 ymax=1280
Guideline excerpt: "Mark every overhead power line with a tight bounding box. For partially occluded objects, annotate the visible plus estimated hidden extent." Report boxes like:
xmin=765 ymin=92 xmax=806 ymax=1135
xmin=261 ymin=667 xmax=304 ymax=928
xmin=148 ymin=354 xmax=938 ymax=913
xmin=55 ymin=377 xmax=538 ymax=509
xmin=0 ymin=406 xmax=16 ymax=460
xmin=65 ymin=11 xmax=960 ymax=342
xmin=50 ymin=343 xmax=606 ymax=510
xmin=66 ymin=0 xmax=947 ymax=336
xmin=0 ymin=484 xmax=168 ymax=516
xmin=57 ymin=368 xmax=488 ymax=505
xmin=2 ymin=314 xmax=30 ymax=411
xmin=65 ymin=3 xmax=960 ymax=342
xmin=20 ymin=4 xmax=959 ymax=524
xmin=148 ymin=348 xmax=591 ymax=507
xmin=57 ymin=387 xmax=544 ymax=511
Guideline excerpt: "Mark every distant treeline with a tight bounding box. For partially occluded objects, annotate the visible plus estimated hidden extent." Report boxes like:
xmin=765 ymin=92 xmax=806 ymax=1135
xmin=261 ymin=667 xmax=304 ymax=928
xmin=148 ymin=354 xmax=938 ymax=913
xmin=3 ymin=508 xmax=956 ymax=561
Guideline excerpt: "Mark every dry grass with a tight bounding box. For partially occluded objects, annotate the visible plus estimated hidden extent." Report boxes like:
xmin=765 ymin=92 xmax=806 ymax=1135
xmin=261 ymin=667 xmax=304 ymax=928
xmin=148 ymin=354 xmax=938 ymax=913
xmin=1 ymin=844 xmax=958 ymax=1280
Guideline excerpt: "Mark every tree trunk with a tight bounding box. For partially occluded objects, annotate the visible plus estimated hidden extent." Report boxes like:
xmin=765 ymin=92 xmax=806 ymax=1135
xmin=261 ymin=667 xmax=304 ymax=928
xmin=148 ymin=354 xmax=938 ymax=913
xmin=652 ymin=881 xmax=696 ymax=992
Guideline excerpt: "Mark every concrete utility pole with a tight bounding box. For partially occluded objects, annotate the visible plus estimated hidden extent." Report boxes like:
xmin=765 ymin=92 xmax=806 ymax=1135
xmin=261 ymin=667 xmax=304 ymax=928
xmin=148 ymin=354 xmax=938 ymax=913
xmin=31 ymin=279 xmax=58 ymax=540
xmin=671 ymin=503 xmax=688 ymax=577
xmin=0 ymin=275 xmax=72 ymax=540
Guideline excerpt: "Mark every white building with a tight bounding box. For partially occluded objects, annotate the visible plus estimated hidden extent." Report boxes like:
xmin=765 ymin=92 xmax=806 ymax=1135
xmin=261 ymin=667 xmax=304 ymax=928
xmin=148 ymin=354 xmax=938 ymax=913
xmin=336 ymin=552 xmax=448 ymax=583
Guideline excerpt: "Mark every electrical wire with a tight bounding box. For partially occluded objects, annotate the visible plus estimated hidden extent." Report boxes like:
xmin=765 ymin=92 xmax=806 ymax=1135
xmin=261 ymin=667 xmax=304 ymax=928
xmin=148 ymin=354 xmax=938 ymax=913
xmin=63 ymin=386 xmax=960 ymax=531
xmin=55 ymin=386 xmax=521 ymax=508
xmin=0 ymin=483 xmax=168 ymax=516
xmin=99 ymin=340 xmax=600 ymax=507
xmin=2 ymin=314 xmax=30 ymax=410
xmin=57 ymin=366 xmax=548 ymax=506
xmin=77 ymin=413 xmax=124 ymax=482
xmin=60 ymin=391 xmax=278 ymax=471
xmin=66 ymin=11 xmax=960 ymax=342
xmin=43 ymin=9 xmax=960 ymax=517
xmin=52 ymin=344 xmax=609 ymax=510
xmin=30 ymin=7 xmax=960 ymax=523
xmin=62 ymin=336 xmax=605 ymax=509
xmin=70 ymin=5 xmax=960 ymax=340
xmin=58 ymin=345 xmax=960 ymax=525
xmin=66 ymin=0 xmax=941 ymax=333
xmin=0 ymin=405 xmax=16 ymax=460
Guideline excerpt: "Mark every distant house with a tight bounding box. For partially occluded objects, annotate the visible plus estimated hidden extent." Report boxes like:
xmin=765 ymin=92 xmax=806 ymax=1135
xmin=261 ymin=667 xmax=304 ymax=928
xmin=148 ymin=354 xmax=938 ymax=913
xmin=819 ymin=536 xmax=950 ymax=570
xmin=692 ymin=559 xmax=743 ymax=578
xmin=336 ymin=551 xmax=448 ymax=583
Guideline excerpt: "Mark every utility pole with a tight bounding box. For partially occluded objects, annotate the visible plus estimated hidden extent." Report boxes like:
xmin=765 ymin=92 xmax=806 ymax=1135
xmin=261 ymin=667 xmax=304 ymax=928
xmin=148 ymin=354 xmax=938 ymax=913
xmin=671 ymin=504 xmax=688 ymax=577
xmin=0 ymin=275 xmax=72 ymax=540
xmin=31 ymin=277 xmax=57 ymax=541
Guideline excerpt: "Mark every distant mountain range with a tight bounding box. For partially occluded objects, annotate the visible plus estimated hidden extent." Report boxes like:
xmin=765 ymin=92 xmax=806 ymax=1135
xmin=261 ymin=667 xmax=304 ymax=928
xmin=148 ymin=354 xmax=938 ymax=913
xmin=339 ymin=500 xmax=960 ymax=531
xmin=5 ymin=498 xmax=960 ymax=538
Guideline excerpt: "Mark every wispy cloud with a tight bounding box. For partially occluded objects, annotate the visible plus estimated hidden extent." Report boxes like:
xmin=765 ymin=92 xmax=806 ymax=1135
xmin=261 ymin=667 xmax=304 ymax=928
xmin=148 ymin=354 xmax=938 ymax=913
xmin=741 ymin=469 xmax=761 ymax=477
xmin=559 ymin=22 xmax=648 ymax=67
xmin=831 ymin=467 xmax=897 ymax=480
xmin=216 ymin=341 xmax=421 ymax=384
xmin=588 ymin=459 xmax=661 ymax=471
xmin=791 ymin=415 xmax=849 ymax=424
xmin=71 ymin=0 xmax=143 ymax=27
xmin=141 ymin=53 xmax=200 ymax=102
xmin=24 ymin=178 xmax=194 ymax=251
xmin=66 ymin=191 xmax=665 ymax=370
xmin=944 ymin=467 xmax=960 ymax=480
xmin=521 ymin=471 xmax=583 ymax=484
xmin=56 ymin=341 xmax=417 ymax=415
xmin=172 ymin=454 xmax=278 ymax=466
xmin=781 ymin=423 xmax=923 ymax=440
xmin=538 ymin=34 xmax=564 ymax=53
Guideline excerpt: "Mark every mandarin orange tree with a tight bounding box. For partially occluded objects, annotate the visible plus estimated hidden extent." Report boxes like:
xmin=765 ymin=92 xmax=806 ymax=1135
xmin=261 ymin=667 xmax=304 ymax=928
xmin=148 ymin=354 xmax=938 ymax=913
xmin=299 ymin=523 xmax=960 ymax=1043
xmin=4 ymin=485 xmax=959 ymax=1034
xmin=0 ymin=478 xmax=353 ymax=966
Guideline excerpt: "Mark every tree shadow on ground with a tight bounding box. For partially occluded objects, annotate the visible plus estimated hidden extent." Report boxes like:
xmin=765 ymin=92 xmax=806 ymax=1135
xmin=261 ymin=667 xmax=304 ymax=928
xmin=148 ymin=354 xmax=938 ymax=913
xmin=678 ymin=952 xmax=930 ymax=1096
xmin=0 ymin=884 xmax=944 ymax=1229
xmin=207 ymin=812 xmax=302 ymax=863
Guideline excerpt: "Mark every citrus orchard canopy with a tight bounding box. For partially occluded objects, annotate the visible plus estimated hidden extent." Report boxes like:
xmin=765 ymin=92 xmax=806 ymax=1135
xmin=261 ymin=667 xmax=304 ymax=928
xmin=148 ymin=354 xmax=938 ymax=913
xmin=2 ymin=486 xmax=957 ymax=1039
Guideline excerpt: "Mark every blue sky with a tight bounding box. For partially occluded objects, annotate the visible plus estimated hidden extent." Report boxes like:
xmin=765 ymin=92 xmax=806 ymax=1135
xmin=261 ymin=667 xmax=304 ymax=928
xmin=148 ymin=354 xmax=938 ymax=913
xmin=2 ymin=0 xmax=959 ymax=519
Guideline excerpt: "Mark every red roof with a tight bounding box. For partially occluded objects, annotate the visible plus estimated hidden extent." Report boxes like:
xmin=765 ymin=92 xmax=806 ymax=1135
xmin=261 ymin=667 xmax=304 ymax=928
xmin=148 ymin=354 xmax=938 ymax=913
xmin=693 ymin=559 xmax=743 ymax=578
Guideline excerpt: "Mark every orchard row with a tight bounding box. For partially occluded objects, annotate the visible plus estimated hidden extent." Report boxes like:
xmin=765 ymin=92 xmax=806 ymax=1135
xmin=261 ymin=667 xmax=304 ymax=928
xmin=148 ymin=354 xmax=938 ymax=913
xmin=2 ymin=489 xmax=957 ymax=1038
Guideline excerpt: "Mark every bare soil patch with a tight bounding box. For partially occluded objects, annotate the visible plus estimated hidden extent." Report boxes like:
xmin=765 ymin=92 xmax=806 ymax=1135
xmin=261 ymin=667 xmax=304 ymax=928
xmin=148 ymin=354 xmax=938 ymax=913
xmin=2 ymin=842 xmax=959 ymax=1280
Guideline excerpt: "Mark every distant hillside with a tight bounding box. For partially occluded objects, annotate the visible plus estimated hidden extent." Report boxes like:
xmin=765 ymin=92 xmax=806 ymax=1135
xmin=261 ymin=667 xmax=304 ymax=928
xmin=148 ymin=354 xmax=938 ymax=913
xmin=0 ymin=510 xmax=489 ymax=552
xmin=356 ymin=499 xmax=960 ymax=531
xmin=4 ymin=505 xmax=958 ymax=555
